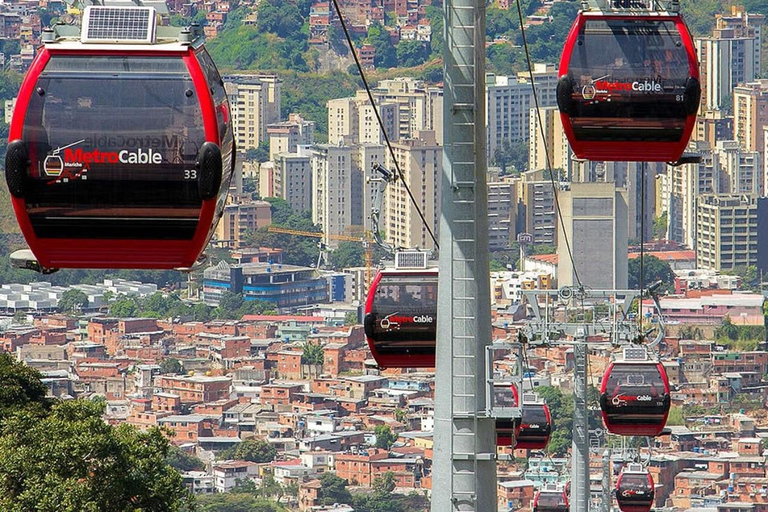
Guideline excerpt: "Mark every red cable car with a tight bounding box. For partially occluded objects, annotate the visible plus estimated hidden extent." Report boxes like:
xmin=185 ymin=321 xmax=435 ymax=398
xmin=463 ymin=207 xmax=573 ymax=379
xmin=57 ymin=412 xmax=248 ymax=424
xmin=533 ymin=484 xmax=569 ymax=512
xmin=600 ymin=346 xmax=671 ymax=436
xmin=557 ymin=9 xmax=700 ymax=162
xmin=616 ymin=463 xmax=655 ymax=512
xmin=495 ymin=384 xmax=520 ymax=447
xmin=5 ymin=6 xmax=234 ymax=270
xmin=363 ymin=266 xmax=437 ymax=368
xmin=515 ymin=394 xmax=552 ymax=451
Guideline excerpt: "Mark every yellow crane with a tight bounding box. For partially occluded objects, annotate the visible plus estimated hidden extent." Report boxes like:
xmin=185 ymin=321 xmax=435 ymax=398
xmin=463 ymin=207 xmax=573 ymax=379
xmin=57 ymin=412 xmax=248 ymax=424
xmin=267 ymin=225 xmax=374 ymax=287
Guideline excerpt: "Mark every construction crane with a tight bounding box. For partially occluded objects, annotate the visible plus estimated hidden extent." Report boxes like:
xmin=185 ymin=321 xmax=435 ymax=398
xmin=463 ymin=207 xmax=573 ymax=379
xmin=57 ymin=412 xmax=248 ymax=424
xmin=266 ymin=226 xmax=374 ymax=288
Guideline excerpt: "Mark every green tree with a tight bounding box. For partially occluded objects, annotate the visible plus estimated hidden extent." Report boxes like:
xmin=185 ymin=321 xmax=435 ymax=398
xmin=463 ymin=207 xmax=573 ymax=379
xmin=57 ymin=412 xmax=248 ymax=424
xmin=395 ymin=40 xmax=429 ymax=67
xmin=166 ymin=444 xmax=205 ymax=472
xmin=344 ymin=311 xmax=359 ymax=326
xmin=329 ymin=241 xmax=365 ymax=269
xmin=372 ymin=471 xmax=396 ymax=494
xmin=317 ymin=472 xmax=353 ymax=506
xmin=367 ymin=23 xmax=397 ymax=68
xmin=109 ymin=294 xmax=140 ymax=317
xmin=0 ymin=400 xmax=192 ymax=511
xmin=257 ymin=0 xmax=304 ymax=38
xmin=652 ymin=212 xmax=668 ymax=240
xmin=57 ymin=288 xmax=89 ymax=315
xmin=628 ymin=255 xmax=676 ymax=290
xmin=160 ymin=358 xmax=184 ymax=375
xmin=301 ymin=342 xmax=324 ymax=365
xmin=197 ymin=493 xmax=283 ymax=511
xmin=374 ymin=424 xmax=397 ymax=450
xmin=0 ymin=353 xmax=51 ymax=420
xmin=224 ymin=438 xmax=277 ymax=463
xmin=666 ymin=405 xmax=685 ymax=426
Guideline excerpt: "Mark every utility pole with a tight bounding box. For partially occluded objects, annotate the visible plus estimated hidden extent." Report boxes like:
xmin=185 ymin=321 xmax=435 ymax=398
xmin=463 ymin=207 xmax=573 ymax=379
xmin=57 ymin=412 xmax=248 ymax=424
xmin=431 ymin=0 xmax=497 ymax=508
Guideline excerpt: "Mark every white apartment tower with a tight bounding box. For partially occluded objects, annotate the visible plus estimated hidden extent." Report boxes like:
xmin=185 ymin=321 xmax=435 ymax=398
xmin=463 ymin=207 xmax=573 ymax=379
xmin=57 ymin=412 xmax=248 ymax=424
xmin=274 ymin=147 xmax=313 ymax=214
xmin=327 ymin=92 xmax=398 ymax=146
xmin=224 ymin=74 xmax=281 ymax=151
xmin=383 ymin=131 xmax=441 ymax=250
xmin=311 ymin=145 xmax=353 ymax=246
xmin=486 ymin=74 xmax=533 ymax=161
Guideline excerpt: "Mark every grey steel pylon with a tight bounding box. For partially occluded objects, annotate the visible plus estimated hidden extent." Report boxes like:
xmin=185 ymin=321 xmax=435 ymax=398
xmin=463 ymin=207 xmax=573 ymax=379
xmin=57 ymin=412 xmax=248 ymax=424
xmin=431 ymin=0 xmax=497 ymax=508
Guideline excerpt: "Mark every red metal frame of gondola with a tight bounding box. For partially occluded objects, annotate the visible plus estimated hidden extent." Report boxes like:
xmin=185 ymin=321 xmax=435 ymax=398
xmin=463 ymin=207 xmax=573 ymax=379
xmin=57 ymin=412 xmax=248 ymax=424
xmin=558 ymin=12 xmax=699 ymax=162
xmin=8 ymin=46 xmax=221 ymax=269
xmin=363 ymin=269 xmax=437 ymax=369
xmin=615 ymin=465 xmax=655 ymax=512
xmin=495 ymin=384 xmax=520 ymax=447
xmin=599 ymin=359 xmax=671 ymax=436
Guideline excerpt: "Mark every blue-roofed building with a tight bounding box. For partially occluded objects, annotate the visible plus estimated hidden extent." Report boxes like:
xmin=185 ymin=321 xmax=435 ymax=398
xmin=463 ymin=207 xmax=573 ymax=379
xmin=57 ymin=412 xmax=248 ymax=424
xmin=203 ymin=260 xmax=328 ymax=308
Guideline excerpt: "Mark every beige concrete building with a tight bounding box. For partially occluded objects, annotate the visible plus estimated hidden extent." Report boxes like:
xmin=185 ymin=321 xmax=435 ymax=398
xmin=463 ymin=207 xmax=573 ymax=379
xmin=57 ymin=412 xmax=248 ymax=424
xmin=733 ymin=80 xmax=768 ymax=176
xmin=224 ymin=74 xmax=281 ymax=151
xmin=557 ymin=182 xmax=628 ymax=290
xmin=267 ymin=113 xmax=315 ymax=161
xmin=383 ymin=131 xmax=441 ymax=250
xmin=215 ymin=199 xmax=272 ymax=249
xmin=517 ymin=169 xmax=557 ymax=246
xmin=328 ymin=79 xmax=442 ymax=146
xmin=488 ymin=180 xmax=517 ymax=250
xmin=696 ymin=7 xmax=763 ymax=113
xmin=696 ymin=194 xmax=759 ymax=271
xmin=486 ymin=74 xmax=532 ymax=161
xmin=529 ymin=106 xmax=571 ymax=174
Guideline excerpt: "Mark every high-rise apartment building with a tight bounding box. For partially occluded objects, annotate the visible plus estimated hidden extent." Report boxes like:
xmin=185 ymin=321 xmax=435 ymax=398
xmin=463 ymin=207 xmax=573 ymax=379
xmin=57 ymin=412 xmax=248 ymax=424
xmin=714 ymin=140 xmax=759 ymax=195
xmin=517 ymin=169 xmax=557 ymax=246
xmin=383 ymin=131 xmax=441 ymax=250
xmin=488 ymin=180 xmax=517 ymax=250
xmin=327 ymin=79 xmax=442 ymax=146
xmin=274 ymin=147 xmax=313 ymax=214
xmin=372 ymin=78 xmax=444 ymax=143
xmin=215 ymin=199 xmax=272 ymax=249
xmin=516 ymin=63 xmax=559 ymax=108
xmin=696 ymin=194 xmax=759 ymax=271
xmin=355 ymin=144 xmax=386 ymax=235
xmin=695 ymin=7 xmax=763 ymax=113
xmin=327 ymin=92 xmax=398 ymax=146
xmin=224 ymin=74 xmax=281 ymax=151
xmin=661 ymin=142 xmax=718 ymax=249
xmin=486 ymin=74 xmax=533 ymax=161
xmin=267 ymin=113 xmax=315 ymax=161
xmin=528 ymin=107 xmax=571 ymax=175
xmin=557 ymin=182 xmax=629 ymax=290
xmin=733 ymin=80 xmax=768 ymax=157
xmin=311 ymin=145 xmax=354 ymax=245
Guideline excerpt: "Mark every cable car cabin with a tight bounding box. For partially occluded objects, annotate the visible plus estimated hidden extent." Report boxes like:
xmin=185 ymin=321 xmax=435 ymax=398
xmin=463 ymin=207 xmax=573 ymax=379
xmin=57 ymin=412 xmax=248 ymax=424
xmin=556 ymin=11 xmax=700 ymax=162
xmin=363 ymin=266 xmax=437 ymax=368
xmin=600 ymin=346 xmax=671 ymax=436
xmin=616 ymin=463 xmax=655 ymax=512
xmin=494 ymin=384 xmax=520 ymax=447
xmin=515 ymin=395 xmax=552 ymax=451
xmin=533 ymin=485 xmax=569 ymax=512
xmin=5 ymin=6 xmax=234 ymax=270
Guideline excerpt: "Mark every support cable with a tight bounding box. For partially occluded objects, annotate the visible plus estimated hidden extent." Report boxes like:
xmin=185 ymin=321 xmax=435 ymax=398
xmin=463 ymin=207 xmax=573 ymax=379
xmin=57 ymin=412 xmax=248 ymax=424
xmin=328 ymin=0 xmax=439 ymax=250
xmin=515 ymin=0 xmax=582 ymax=289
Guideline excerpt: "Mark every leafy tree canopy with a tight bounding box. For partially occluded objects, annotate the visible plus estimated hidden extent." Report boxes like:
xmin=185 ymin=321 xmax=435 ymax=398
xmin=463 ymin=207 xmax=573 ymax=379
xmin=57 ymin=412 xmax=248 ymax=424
xmin=58 ymin=289 xmax=89 ymax=315
xmin=374 ymin=424 xmax=397 ymax=450
xmin=0 ymin=399 xmax=191 ymax=511
xmin=223 ymin=438 xmax=277 ymax=463
xmin=318 ymin=472 xmax=353 ymax=506
xmin=628 ymin=255 xmax=675 ymax=290
xmin=329 ymin=241 xmax=365 ymax=269
xmin=166 ymin=444 xmax=205 ymax=472
xmin=301 ymin=342 xmax=324 ymax=365
xmin=0 ymin=353 xmax=51 ymax=421
xmin=160 ymin=358 xmax=184 ymax=376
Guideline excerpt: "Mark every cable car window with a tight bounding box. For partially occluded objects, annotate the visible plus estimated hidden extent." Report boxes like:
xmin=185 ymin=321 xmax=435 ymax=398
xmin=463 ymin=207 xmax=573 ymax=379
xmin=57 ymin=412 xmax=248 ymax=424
xmin=620 ymin=473 xmax=652 ymax=493
xmin=537 ymin=493 xmax=566 ymax=508
xmin=366 ymin=274 xmax=436 ymax=354
xmin=21 ymin=55 xmax=205 ymax=240
xmin=565 ymin=19 xmax=689 ymax=142
xmin=494 ymin=386 xmax=518 ymax=408
xmin=522 ymin=405 xmax=548 ymax=425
